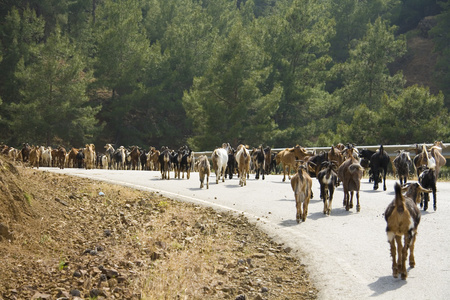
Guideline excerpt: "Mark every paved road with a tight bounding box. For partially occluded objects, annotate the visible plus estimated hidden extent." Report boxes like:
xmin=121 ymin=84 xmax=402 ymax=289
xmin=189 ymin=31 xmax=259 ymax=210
xmin=43 ymin=168 xmax=450 ymax=300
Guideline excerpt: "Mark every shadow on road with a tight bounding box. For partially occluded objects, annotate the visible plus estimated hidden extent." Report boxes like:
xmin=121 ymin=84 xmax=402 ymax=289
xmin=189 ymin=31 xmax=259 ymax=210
xmin=368 ymin=275 xmax=407 ymax=297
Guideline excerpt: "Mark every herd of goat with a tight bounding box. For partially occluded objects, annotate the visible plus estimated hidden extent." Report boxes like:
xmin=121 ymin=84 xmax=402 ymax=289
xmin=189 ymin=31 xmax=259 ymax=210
xmin=1 ymin=140 xmax=448 ymax=280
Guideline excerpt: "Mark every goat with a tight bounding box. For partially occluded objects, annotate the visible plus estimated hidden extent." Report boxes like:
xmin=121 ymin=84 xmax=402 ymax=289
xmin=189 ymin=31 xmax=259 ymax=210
xmin=76 ymin=150 xmax=84 ymax=168
xmin=196 ymin=155 xmax=210 ymax=189
xmin=418 ymin=166 xmax=437 ymax=211
xmin=263 ymin=146 xmax=272 ymax=175
xmin=104 ymin=144 xmax=115 ymax=169
xmin=385 ymin=182 xmax=421 ymax=280
xmin=413 ymin=144 xmax=435 ymax=179
xmin=276 ymin=145 xmax=313 ymax=182
xmin=67 ymin=148 xmax=79 ymax=168
xmin=307 ymin=151 xmax=328 ymax=178
xmin=430 ymin=141 xmax=446 ymax=180
xmin=359 ymin=149 xmax=376 ymax=183
xmin=21 ymin=143 xmax=31 ymax=162
xmin=29 ymin=146 xmax=41 ymax=169
xmin=140 ymin=150 xmax=148 ymax=170
xmin=370 ymin=145 xmax=390 ymax=191
xmin=148 ymin=147 xmax=160 ymax=171
xmin=317 ymin=161 xmax=338 ymax=215
xmin=56 ymin=146 xmax=67 ymax=169
xmin=129 ymin=146 xmax=141 ymax=170
xmin=159 ymin=147 xmax=172 ymax=179
xmin=179 ymin=145 xmax=193 ymax=179
xmin=211 ymin=144 xmax=229 ymax=184
xmin=113 ymin=146 xmax=126 ymax=170
xmin=393 ymin=150 xmax=413 ymax=185
xmin=226 ymin=147 xmax=237 ymax=179
xmin=83 ymin=144 xmax=96 ymax=169
xmin=337 ymin=145 xmax=364 ymax=212
xmin=290 ymin=162 xmax=313 ymax=223
xmin=328 ymin=145 xmax=344 ymax=167
xmin=401 ymin=182 xmax=432 ymax=206
xmin=236 ymin=144 xmax=251 ymax=187
xmin=251 ymin=145 xmax=265 ymax=180
xmin=41 ymin=147 xmax=52 ymax=167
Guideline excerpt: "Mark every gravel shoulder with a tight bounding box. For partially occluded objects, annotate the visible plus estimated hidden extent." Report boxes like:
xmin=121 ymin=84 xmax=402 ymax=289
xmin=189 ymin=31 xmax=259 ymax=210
xmin=0 ymin=158 xmax=317 ymax=300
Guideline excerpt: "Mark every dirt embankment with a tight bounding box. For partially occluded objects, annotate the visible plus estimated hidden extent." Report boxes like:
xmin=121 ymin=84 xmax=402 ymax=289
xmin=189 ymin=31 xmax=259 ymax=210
xmin=0 ymin=157 xmax=317 ymax=300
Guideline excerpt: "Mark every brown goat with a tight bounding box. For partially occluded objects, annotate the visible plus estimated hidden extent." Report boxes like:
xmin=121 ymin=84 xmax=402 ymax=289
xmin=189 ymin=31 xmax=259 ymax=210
xmin=401 ymin=182 xmax=432 ymax=205
xmin=236 ymin=144 xmax=250 ymax=187
xmin=29 ymin=146 xmax=41 ymax=169
xmin=430 ymin=141 xmax=446 ymax=179
xmin=196 ymin=155 xmax=210 ymax=189
xmin=290 ymin=162 xmax=313 ymax=223
xmin=276 ymin=145 xmax=313 ymax=182
xmin=385 ymin=182 xmax=421 ymax=280
xmin=337 ymin=146 xmax=364 ymax=212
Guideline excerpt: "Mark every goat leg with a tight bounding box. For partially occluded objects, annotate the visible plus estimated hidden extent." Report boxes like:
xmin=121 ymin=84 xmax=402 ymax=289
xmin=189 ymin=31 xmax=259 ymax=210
xmin=296 ymin=194 xmax=302 ymax=224
xmin=322 ymin=185 xmax=328 ymax=214
xmin=389 ymin=238 xmax=398 ymax=278
xmin=395 ymin=236 xmax=403 ymax=278
xmin=433 ymin=190 xmax=437 ymax=211
xmin=401 ymin=240 xmax=409 ymax=280
xmin=409 ymin=235 xmax=416 ymax=268
xmin=356 ymin=191 xmax=360 ymax=212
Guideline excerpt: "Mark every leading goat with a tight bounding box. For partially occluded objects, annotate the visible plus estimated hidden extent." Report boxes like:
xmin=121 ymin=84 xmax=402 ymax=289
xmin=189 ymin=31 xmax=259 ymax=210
xmin=385 ymin=182 xmax=421 ymax=280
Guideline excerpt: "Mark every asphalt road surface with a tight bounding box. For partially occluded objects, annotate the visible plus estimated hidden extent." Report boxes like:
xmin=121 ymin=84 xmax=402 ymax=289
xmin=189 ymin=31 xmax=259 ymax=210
xmin=43 ymin=168 xmax=450 ymax=300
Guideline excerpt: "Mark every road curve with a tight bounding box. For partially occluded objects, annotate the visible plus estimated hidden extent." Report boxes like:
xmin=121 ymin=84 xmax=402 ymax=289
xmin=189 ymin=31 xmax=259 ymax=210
xmin=42 ymin=168 xmax=450 ymax=300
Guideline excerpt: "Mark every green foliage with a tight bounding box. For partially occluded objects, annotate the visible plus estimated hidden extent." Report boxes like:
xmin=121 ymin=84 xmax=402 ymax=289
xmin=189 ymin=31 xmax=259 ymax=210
xmin=334 ymin=17 xmax=406 ymax=122
xmin=0 ymin=1 xmax=447 ymax=149
xmin=378 ymin=86 xmax=450 ymax=144
xmin=183 ymin=19 xmax=282 ymax=149
xmin=10 ymin=27 xmax=100 ymax=146
xmin=430 ymin=2 xmax=450 ymax=107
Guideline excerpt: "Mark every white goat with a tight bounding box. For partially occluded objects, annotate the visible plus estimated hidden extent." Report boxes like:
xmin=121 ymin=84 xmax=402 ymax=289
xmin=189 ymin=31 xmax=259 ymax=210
xmin=211 ymin=144 xmax=229 ymax=184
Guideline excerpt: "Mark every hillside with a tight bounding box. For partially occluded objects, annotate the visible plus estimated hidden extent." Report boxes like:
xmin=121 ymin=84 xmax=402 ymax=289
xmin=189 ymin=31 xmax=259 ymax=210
xmin=395 ymin=16 xmax=439 ymax=94
xmin=0 ymin=156 xmax=317 ymax=299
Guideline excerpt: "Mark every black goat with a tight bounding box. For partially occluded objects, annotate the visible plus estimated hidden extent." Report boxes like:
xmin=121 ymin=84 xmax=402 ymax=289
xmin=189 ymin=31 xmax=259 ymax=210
xmin=359 ymin=149 xmax=376 ymax=183
xmin=370 ymin=145 xmax=390 ymax=191
xmin=418 ymin=166 xmax=437 ymax=211
xmin=317 ymin=161 xmax=338 ymax=215
xmin=252 ymin=145 xmax=265 ymax=180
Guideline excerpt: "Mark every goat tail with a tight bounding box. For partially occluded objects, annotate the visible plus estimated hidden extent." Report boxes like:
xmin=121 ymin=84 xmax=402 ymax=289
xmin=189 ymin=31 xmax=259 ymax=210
xmin=394 ymin=182 xmax=405 ymax=213
xmin=348 ymin=163 xmax=363 ymax=174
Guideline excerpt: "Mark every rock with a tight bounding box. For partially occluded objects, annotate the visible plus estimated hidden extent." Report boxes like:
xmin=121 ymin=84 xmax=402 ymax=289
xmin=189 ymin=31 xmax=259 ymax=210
xmin=70 ymin=289 xmax=81 ymax=297
xmin=73 ymin=270 xmax=82 ymax=278
xmin=31 ymin=292 xmax=51 ymax=299
xmin=101 ymin=267 xmax=119 ymax=279
xmin=261 ymin=287 xmax=269 ymax=293
xmin=103 ymin=229 xmax=112 ymax=237
xmin=89 ymin=288 xmax=101 ymax=298
xmin=55 ymin=197 xmax=68 ymax=206
xmin=56 ymin=289 xmax=71 ymax=298
xmin=235 ymin=294 xmax=246 ymax=300
xmin=0 ymin=223 xmax=14 ymax=241
xmin=254 ymin=293 xmax=264 ymax=300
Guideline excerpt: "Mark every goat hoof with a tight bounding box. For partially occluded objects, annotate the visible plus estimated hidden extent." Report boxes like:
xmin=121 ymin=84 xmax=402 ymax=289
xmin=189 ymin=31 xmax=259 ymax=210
xmin=356 ymin=205 xmax=360 ymax=212
xmin=401 ymin=273 xmax=407 ymax=280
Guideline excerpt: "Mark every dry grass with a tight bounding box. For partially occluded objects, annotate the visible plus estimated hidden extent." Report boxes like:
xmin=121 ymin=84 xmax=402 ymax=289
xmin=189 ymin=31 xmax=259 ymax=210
xmin=0 ymin=157 xmax=317 ymax=299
